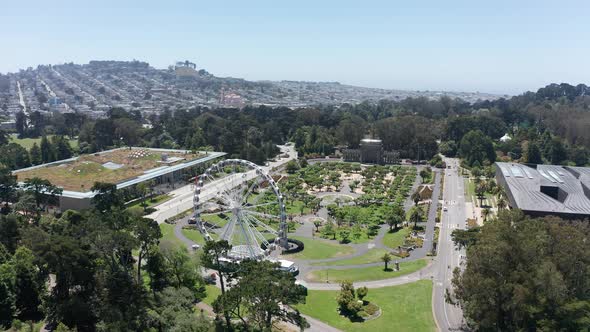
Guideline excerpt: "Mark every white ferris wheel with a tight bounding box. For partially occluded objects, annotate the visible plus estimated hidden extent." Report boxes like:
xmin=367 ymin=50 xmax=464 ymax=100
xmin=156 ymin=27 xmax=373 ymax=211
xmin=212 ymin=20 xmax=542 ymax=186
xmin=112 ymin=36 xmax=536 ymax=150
xmin=193 ymin=159 xmax=288 ymax=260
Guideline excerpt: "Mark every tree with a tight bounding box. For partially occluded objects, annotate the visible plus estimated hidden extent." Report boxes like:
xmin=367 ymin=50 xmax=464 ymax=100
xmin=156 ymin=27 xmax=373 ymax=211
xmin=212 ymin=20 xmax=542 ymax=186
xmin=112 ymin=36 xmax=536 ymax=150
xmin=356 ymin=286 xmax=368 ymax=303
xmin=201 ymin=240 xmax=233 ymax=330
xmin=411 ymin=191 xmax=421 ymax=206
xmin=0 ymin=259 xmax=16 ymax=328
xmin=13 ymin=247 xmax=45 ymax=322
xmin=338 ymin=228 xmax=350 ymax=243
xmin=213 ymin=260 xmax=307 ymax=331
xmin=313 ymin=219 xmax=322 ymax=233
xmin=132 ymin=217 xmax=161 ymax=283
xmin=0 ymin=215 xmax=20 ymax=253
xmin=40 ymin=135 xmax=54 ymax=163
xmin=451 ymin=228 xmax=481 ymax=249
xmin=323 ymin=222 xmax=336 ymax=240
xmin=458 ymin=130 xmax=496 ymax=167
xmin=159 ymin=243 xmax=206 ymax=300
xmin=0 ymin=164 xmax=17 ymax=212
xmin=337 ymin=280 xmax=361 ymax=316
xmin=475 ymin=181 xmax=487 ymax=207
xmin=136 ymin=182 xmax=149 ymax=211
xmin=549 ymin=137 xmax=567 ymax=164
xmin=386 ymin=212 xmax=402 ymax=231
xmin=525 ymin=141 xmax=543 ymax=164
xmin=0 ymin=143 xmax=31 ymax=169
xmin=29 ymin=143 xmax=42 ymax=165
xmin=91 ymin=182 xmax=122 ymax=212
xmin=497 ymin=197 xmax=507 ymax=211
xmin=285 ymin=160 xmax=300 ymax=174
xmin=381 ymin=253 xmax=392 ymax=270
xmin=453 ymin=210 xmax=590 ymax=331
xmin=419 ymin=168 xmax=430 ymax=183
xmin=23 ymin=177 xmax=62 ymax=213
xmin=15 ymin=111 xmax=26 ymax=137
xmin=409 ymin=206 xmax=424 ymax=228
xmin=481 ymin=207 xmax=491 ymax=222
xmin=148 ymin=287 xmax=213 ymax=332
xmin=52 ymin=136 xmax=73 ymax=160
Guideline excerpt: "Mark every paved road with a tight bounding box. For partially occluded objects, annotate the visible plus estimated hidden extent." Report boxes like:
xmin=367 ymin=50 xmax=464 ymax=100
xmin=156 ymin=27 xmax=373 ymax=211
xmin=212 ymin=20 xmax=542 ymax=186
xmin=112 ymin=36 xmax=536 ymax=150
xmin=432 ymin=158 xmax=465 ymax=331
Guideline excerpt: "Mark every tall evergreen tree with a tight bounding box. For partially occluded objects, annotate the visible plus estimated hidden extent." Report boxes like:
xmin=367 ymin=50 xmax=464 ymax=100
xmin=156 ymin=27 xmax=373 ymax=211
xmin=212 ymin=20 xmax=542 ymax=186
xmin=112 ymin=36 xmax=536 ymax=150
xmin=29 ymin=143 xmax=42 ymax=165
xmin=40 ymin=135 xmax=54 ymax=163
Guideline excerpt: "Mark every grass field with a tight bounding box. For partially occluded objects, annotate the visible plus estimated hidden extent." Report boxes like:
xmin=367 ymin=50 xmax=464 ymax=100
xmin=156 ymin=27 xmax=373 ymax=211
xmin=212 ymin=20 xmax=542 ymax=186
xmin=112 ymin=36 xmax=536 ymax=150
xmin=305 ymin=258 xmax=428 ymax=283
xmin=15 ymin=149 xmax=203 ymax=191
xmin=311 ymin=248 xmax=391 ymax=266
xmin=295 ymin=280 xmax=436 ymax=332
xmin=464 ymin=178 xmax=475 ymax=202
xmin=382 ymin=227 xmax=411 ymax=249
xmin=202 ymin=284 xmax=221 ymax=306
xmin=127 ymin=194 xmax=172 ymax=209
xmin=10 ymin=134 xmax=78 ymax=150
xmin=284 ymin=236 xmax=355 ymax=260
xmin=181 ymin=228 xmax=208 ymax=245
xmin=159 ymin=223 xmax=185 ymax=248
xmin=284 ymin=200 xmax=312 ymax=216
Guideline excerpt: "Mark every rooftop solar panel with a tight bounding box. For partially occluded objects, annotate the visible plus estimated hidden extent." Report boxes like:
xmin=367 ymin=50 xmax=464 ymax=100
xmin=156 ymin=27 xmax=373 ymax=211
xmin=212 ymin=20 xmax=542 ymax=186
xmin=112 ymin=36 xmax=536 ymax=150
xmin=499 ymin=165 xmax=510 ymax=177
xmin=548 ymin=170 xmax=564 ymax=183
xmin=539 ymin=169 xmax=556 ymax=183
xmin=522 ymin=167 xmax=534 ymax=179
xmin=511 ymin=165 xmax=524 ymax=178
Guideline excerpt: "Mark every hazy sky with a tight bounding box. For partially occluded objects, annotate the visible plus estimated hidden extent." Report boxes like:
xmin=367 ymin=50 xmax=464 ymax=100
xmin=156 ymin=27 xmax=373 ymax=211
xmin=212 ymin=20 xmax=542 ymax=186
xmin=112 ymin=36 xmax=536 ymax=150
xmin=1 ymin=0 xmax=588 ymax=94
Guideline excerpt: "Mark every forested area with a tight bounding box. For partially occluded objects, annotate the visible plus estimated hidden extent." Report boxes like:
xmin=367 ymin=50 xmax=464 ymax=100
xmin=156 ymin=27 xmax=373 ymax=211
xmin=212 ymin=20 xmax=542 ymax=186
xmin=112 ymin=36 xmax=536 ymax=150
xmin=451 ymin=210 xmax=590 ymax=331
xmin=0 ymin=180 xmax=215 ymax=331
xmin=2 ymin=83 xmax=590 ymax=172
xmin=1 ymin=83 xmax=590 ymax=331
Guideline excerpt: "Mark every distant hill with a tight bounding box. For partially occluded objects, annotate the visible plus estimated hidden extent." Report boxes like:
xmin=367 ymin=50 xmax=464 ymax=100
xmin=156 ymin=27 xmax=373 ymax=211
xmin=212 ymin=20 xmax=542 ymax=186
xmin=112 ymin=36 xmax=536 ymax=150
xmin=0 ymin=60 xmax=504 ymax=117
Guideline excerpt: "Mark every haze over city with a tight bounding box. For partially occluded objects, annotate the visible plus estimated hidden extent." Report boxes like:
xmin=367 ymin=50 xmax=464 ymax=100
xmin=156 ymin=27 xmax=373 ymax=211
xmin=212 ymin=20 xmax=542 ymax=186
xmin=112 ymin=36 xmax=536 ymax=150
xmin=1 ymin=0 xmax=589 ymax=94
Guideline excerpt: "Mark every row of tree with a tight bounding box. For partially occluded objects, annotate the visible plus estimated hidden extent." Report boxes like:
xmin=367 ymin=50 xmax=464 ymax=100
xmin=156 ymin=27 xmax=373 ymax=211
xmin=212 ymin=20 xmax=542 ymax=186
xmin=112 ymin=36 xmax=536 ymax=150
xmin=0 ymin=177 xmax=213 ymax=331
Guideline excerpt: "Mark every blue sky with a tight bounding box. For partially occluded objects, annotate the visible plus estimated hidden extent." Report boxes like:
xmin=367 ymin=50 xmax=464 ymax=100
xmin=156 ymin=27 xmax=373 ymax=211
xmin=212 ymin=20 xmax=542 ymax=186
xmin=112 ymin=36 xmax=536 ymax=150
xmin=1 ymin=0 xmax=588 ymax=94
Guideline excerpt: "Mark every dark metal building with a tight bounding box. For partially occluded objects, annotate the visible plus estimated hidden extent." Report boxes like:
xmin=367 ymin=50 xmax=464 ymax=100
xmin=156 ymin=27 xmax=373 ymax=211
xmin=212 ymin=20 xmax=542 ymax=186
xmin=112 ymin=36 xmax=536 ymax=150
xmin=495 ymin=162 xmax=590 ymax=219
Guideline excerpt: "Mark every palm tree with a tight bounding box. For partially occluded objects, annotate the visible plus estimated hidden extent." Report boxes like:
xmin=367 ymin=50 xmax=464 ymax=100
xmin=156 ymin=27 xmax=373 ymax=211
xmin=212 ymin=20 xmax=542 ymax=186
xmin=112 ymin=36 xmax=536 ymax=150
xmin=411 ymin=191 xmax=421 ymax=207
xmin=482 ymin=207 xmax=491 ymax=222
xmin=381 ymin=253 xmax=392 ymax=271
xmin=410 ymin=207 xmax=424 ymax=229
xmin=475 ymin=181 xmax=487 ymax=207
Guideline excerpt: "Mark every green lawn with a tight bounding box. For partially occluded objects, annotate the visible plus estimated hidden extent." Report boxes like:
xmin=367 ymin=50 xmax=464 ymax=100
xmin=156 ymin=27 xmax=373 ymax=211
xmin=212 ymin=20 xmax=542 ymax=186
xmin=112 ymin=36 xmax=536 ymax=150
xmin=202 ymin=284 xmax=221 ymax=306
xmin=311 ymin=248 xmax=391 ymax=266
xmin=295 ymin=280 xmax=436 ymax=332
xmin=202 ymin=213 xmax=230 ymax=228
xmin=181 ymin=228 xmax=208 ymax=245
xmin=127 ymin=194 xmax=172 ymax=209
xmin=284 ymin=236 xmax=355 ymax=260
xmin=10 ymin=134 xmax=78 ymax=150
xmin=159 ymin=223 xmax=185 ymax=248
xmin=305 ymin=259 xmax=428 ymax=283
xmin=285 ymin=200 xmax=312 ymax=216
xmin=465 ymin=178 xmax=475 ymax=202
xmin=382 ymin=227 xmax=411 ymax=249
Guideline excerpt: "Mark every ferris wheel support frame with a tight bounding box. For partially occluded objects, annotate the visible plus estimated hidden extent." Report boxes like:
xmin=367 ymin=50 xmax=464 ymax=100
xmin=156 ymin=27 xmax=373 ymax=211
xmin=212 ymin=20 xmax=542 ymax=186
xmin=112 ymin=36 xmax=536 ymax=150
xmin=193 ymin=159 xmax=288 ymax=259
